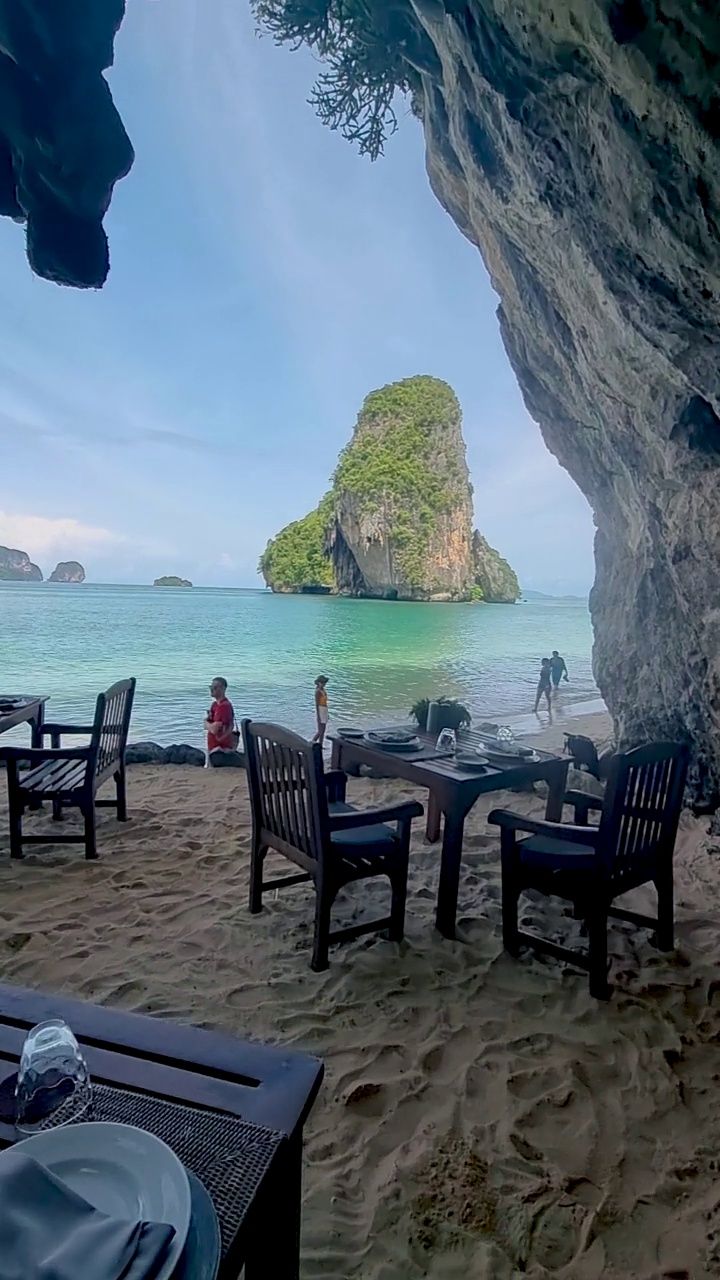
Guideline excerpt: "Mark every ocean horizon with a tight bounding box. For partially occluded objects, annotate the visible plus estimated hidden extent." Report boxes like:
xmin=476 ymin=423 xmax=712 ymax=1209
xmin=1 ymin=582 xmax=602 ymax=749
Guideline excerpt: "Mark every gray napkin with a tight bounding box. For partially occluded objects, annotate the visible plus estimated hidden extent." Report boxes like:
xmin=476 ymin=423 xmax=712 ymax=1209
xmin=0 ymin=1150 xmax=176 ymax=1280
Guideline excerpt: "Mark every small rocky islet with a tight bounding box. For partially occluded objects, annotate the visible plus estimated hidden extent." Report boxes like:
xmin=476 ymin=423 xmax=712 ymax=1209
xmin=0 ymin=549 xmax=86 ymax=583
xmin=260 ymin=376 xmax=520 ymax=603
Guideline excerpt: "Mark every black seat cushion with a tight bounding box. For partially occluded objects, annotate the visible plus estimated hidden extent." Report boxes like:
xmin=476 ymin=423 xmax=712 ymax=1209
xmin=328 ymin=801 xmax=397 ymax=857
xmin=518 ymin=834 xmax=597 ymax=870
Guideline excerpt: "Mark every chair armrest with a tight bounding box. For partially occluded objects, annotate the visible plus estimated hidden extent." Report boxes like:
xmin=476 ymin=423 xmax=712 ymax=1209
xmin=564 ymin=790 xmax=603 ymax=813
xmin=0 ymin=746 xmax=92 ymax=763
xmin=488 ymin=809 xmax=600 ymax=845
xmin=329 ymin=800 xmax=424 ymax=831
xmin=40 ymin=723 xmax=95 ymax=736
xmin=323 ymin=770 xmax=347 ymax=802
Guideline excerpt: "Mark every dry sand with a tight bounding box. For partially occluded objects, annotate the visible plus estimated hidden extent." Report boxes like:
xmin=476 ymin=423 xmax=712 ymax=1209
xmin=1 ymin=709 xmax=720 ymax=1278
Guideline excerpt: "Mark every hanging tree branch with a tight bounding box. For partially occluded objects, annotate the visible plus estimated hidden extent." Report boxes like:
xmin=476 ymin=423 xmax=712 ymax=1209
xmin=251 ymin=0 xmax=423 ymax=159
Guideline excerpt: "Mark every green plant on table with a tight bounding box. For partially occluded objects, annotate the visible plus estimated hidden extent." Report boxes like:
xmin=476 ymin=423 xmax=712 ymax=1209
xmin=410 ymin=696 xmax=471 ymax=732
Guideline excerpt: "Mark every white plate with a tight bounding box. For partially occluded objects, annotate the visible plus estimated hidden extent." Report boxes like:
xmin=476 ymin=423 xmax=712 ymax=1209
xmin=7 ymin=1121 xmax=191 ymax=1280
xmin=486 ymin=748 xmax=539 ymax=765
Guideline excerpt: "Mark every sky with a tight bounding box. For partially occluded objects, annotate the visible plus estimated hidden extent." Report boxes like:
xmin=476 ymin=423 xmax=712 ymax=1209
xmin=0 ymin=0 xmax=596 ymax=596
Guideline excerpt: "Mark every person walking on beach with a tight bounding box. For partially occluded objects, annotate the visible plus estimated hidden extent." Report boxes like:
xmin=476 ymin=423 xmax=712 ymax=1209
xmin=534 ymin=658 xmax=553 ymax=715
xmin=550 ymin=650 xmax=569 ymax=691
xmin=313 ymin=675 xmax=329 ymax=747
xmin=205 ymin=677 xmax=236 ymax=760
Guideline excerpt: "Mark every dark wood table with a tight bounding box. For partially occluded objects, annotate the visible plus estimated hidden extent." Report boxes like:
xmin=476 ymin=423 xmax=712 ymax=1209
xmin=0 ymin=983 xmax=323 ymax=1280
xmin=331 ymin=730 xmax=570 ymax=939
xmin=0 ymin=695 xmax=47 ymax=747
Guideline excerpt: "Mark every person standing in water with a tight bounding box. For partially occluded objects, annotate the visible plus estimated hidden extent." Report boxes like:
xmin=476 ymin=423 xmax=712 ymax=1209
xmin=313 ymin=675 xmax=329 ymax=747
xmin=534 ymin=658 xmax=553 ymax=715
xmin=550 ymin=650 xmax=569 ymax=691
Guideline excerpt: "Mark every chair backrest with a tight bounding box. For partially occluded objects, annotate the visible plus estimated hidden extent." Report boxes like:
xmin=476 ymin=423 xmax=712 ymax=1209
xmin=242 ymin=719 xmax=328 ymax=865
xmin=597 ymin=742 xmax=689 ymax=882
xmin=90 ymin=678 xmax=137 ymax=781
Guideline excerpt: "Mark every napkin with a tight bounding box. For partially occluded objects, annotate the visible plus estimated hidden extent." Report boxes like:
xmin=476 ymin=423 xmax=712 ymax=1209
xmin=0 ymin=1150 xmax=176 ymax=1280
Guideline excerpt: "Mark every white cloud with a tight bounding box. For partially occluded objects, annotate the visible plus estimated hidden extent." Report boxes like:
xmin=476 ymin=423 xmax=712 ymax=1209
xmin=217 ymin=552 xmax=235 ymax=569
xmin=0 ymin=511 xmax=122 ymax=558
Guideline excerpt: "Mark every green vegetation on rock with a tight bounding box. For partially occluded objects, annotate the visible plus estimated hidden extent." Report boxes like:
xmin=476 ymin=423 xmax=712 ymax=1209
xmin=260 ymin=375 xmax=519 ymax=603
xmin=259 ymin=496 xmax=334 ymax=593
xmin=472 ymin=533 xmax=521 ymax=603
xmin=154 ymin=576 xmax=192 ymax=588
xmin=333 ymin=377 xmax=467 ymax=589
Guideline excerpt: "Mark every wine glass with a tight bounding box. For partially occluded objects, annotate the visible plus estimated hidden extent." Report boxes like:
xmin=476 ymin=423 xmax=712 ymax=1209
xmin=15 ymin=1020 xmax=92 ymax=1134
xmin=436 ymin=728 xmax=457 ymax=754
xmin=497 ymin=726 xmax=515 ymax=744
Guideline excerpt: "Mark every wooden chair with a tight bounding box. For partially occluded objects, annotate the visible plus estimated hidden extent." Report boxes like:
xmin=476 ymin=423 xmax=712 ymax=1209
xmin=242 ymin=720 xmax=423 ymax=971
xmin=0 ymin=678 xmax=136 ymax=860
xmin=488 ymin=742 xmax=690 ymax=998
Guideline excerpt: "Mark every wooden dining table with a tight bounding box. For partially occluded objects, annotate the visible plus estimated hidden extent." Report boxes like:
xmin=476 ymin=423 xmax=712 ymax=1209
xmin=330 ymin=729 xmax=570 ymax=939
xmin=0 ymin=982 xmax=323 ymax=1280
xmin=0 ymin=695 xmax=48 ymax=747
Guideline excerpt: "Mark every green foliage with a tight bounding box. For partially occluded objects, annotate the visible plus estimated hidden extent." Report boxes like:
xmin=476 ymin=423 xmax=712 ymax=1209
xmin=154 ymin=576 xmax=192 ymax=587
xmin=260 ymin=497 xmax=334 ymax=591
xmin=251 ymin=0 xmax=422 ymax=159
xmin=469 ymin=584 xmax=484 ymax=602
xmin=410 ymin=696 xmax=472 ymax=732
xmin=472 ymin=532 xmax=521 ymax=603
xmin=333 ymin=376 xmax=466 ymax=587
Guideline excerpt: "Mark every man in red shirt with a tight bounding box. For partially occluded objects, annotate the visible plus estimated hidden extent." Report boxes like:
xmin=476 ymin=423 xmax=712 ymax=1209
xmin=204 ymin=677 xmax=235 ymax=758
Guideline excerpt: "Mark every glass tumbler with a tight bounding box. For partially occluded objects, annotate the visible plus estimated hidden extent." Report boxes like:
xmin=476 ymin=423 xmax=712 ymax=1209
xmin=436 ymin=728 xmax=457 ymax=754
xmin=15 ymin=1019 xmax=92 ymax=1134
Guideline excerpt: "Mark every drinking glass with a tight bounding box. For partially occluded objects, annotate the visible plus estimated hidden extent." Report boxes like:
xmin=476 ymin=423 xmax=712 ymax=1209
xmin=497 ymin=726 xmax=515 ymax=744
xmin=436 ymin=728 xmax=457 ymax=754
xmin=15 ymin=1020 xmax=92 ymax=1134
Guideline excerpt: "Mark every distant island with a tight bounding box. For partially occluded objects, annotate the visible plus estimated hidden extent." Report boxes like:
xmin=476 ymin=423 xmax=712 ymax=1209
xmin=0 ymin=545 xmax=42 ymax=581
xmin=49 ymin=560 xmax=85 ymax=583
xmin=154 ymin=576 xmax=192 ymax=588
xmin=260 ymin=375 xmax=520 ymax=603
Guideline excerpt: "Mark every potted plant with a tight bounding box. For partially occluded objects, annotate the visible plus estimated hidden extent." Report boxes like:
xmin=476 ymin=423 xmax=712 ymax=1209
xmin=410 ymin=696 xmax=471 ymax=733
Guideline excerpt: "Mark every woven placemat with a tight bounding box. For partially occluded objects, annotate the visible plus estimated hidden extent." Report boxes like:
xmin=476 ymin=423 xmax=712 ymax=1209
xmin=43 ymin=1083 xmax=285 ymax=1257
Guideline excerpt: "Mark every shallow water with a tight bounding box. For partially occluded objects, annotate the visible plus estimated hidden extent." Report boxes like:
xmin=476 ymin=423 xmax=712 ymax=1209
xmin=0 ymin=583 xmax=600 ymax=747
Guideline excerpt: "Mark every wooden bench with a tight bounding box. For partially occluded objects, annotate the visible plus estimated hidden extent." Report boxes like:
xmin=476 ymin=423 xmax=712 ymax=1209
xmin=0 ymin=677 xmax=136 ymax=860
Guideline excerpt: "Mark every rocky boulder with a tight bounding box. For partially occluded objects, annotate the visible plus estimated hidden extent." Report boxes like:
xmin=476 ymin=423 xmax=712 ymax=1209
xmin=0 ymin=0 xmax=133 ymax=287
xmin=125 ymin=742 xmax=206 ymax=767
xmin=0 ymin=546 xmax=42 ymax=582
xmin=49 ymin=561 xmax=85 ymax=584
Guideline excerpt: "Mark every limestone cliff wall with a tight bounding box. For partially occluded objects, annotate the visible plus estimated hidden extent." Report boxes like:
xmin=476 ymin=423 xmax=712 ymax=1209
xmin=0 ymin=0 xmax=133 ymax=287
xmin=409 ymin=0 xmax=720 ymax=794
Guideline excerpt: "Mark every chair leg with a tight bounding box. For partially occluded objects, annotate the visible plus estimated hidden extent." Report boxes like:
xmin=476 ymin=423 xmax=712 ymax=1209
xmin=249 ymin=842 xmax=268 ymax=914
xmin=116 ymin=769 xmax=128 ymax=822
xmin=655 ymin=868 xmax=674 ymax=951
xmin=500 ymin=836 xmax=521 ymax=957
xmin=588 ymin=912 xmax=611 ymax=999
xmin=311 ymin=885 xmax=334 ymax=972
xmin=9 ymin=797 xmax=23 ymax=860
xmin=83 ymin=804 xmax=98 ymax=860
xmin=388 ymin=865 xmax=408 ymax=943
xmin=52 ymin=797 xmax=63 ymax=821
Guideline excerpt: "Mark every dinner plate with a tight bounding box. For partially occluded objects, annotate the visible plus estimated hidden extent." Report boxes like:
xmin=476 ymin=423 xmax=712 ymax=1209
xmin=8 ymin=1121 xmax=191 ymax=1280
xmin=336 ymin=727 xmax=364 ymax=739
xmin=453 ymin=751 xmax=489 ymax=771
xmin=364 ymin=731 xmax=421 ymax=752
xmin=485 ymin=748 xmax=539 ymax=765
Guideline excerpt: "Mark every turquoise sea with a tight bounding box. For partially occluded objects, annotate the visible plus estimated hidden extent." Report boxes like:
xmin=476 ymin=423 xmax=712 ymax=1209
xmin=0 ymin=584 xmax=601 ymax=748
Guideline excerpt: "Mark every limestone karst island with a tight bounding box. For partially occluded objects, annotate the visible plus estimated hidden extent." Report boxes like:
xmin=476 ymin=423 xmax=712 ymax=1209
xmin=260 ymin=376 xmax=520 ymax=603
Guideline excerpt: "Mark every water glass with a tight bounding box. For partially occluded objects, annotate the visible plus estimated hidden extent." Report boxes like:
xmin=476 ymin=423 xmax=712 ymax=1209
xmin=15 ymin=1019 xmax=92 ymax=1134
xmin=436 ymin=728 xmax=457 ymax=753
xmin=497 ymin=726 xmax=515 ymax=744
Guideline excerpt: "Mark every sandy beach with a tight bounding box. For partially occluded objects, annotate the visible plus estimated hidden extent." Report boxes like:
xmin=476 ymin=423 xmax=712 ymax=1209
xmin=1 ymin=708 xmax=719 ymax=1278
